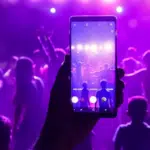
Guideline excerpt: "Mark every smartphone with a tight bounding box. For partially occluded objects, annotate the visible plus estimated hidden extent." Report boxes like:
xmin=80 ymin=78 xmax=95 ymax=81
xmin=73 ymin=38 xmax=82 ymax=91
xmin=70 ymin=16 xmax=117 ymax=117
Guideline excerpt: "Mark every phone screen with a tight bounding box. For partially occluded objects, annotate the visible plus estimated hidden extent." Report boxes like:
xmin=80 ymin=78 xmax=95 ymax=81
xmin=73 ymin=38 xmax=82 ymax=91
xmin=70 ymin=17 xmax=116 ymax=115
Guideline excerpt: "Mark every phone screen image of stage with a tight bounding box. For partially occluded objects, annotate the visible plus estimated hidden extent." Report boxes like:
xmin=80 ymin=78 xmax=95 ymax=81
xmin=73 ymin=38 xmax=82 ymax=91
xmin=71 ymin=21 xmax=116 ymax=113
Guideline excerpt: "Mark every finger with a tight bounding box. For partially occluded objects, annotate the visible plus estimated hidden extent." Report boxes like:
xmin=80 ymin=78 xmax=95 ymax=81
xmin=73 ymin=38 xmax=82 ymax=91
xmin=49 ymin=55 xmax=73 ymax=121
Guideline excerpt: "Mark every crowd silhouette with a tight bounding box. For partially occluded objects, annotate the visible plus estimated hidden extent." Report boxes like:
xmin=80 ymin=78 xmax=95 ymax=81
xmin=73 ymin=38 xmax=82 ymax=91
xmin=0 ymin=31 xmax=150 ymax=150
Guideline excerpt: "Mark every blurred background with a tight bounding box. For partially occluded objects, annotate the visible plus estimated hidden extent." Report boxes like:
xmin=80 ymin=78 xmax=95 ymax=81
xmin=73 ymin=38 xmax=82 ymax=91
xmin=0 ymin=0 xmax=150 ymax=149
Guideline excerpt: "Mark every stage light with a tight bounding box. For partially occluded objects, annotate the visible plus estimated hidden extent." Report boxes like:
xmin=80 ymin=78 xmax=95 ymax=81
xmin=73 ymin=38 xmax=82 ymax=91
xmin=99 ymin=45 xmax=103 ymax=50
xmin=77 ymin=44 xmax=83 ymax=50
xmin=50 ymin=8 xmax=56 ymax=14
xmin=104 ymin=43 xmax=113 ymax=52
xmin=71 ymin=45 xmax=75 ymax=50
xmin=116 ymin=6 xmax=123 ymax=13
xmin=84 ymin=44 xmax=90 ymax=51
xmin=91 ymin=44 xmax=98 ymax=53
xmin=90 ymin=96 xmax=97 ymax=104
xmin=72 ymin=96 xmax=79 ymax=103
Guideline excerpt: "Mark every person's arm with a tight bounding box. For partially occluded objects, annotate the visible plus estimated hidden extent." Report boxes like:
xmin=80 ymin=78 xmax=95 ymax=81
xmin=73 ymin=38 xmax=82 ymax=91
xmin=37 ymin=36 xmax=50 ymax=64
xmin=46 ymin=36 xmax=57 ymax=64
xmin=113 ymin=126 xmax=123 ymax=150
xmin=124 ymin=68 xmax=146 ymax=81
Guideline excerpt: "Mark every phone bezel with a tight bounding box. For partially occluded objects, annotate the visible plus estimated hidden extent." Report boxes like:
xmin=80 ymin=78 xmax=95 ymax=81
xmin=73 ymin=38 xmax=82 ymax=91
xmin=70 ymin=16 xmax=117 ymax=118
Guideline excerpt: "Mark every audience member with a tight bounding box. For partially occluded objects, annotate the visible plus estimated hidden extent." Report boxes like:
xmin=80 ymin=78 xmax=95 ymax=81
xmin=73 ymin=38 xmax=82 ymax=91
xmin=113 ymin=96 xmax=150 ymax=150
xmin=13 ymin=57 xmax=44 ymax=150
xmin=123 ymin=57 xmax=143 ymax=104
xmin=80 ymin=82 xmax=89 ymax=110
xmin=96 ymin=80 xmax=112 ymax=112
xmin=125 ymin=50 xmax=150 ymax=111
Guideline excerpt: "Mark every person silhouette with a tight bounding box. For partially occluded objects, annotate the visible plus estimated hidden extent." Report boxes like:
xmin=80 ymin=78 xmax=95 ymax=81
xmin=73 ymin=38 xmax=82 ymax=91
xmin=13 ymin=57 xmax=44 ymax=150
xmin=125 ymin=50 xmax=150 ymax=116
xmin=80 ymin=82 xmax=89 ymax=111
xmin=122 ymin=57 xmax=142 ymax=97
xmin=96 ymin=80 xmax=112 ymax=112
xmin=113 ymin=96 xmax=150 ymax=150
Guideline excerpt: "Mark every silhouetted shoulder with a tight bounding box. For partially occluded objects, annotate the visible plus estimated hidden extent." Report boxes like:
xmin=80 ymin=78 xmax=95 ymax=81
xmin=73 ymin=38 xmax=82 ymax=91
xmin=113 ymin=122 xmax=131 ymax=142
xmin=113 ymin=121 xmax=150 ymax=150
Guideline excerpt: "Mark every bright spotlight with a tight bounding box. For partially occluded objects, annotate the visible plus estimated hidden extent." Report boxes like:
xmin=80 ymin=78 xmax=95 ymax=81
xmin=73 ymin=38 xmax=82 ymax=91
xmin=71 ymin=96 xmax=79 ymax=104
xmin=50 ymin=8 xmax=56 ymax=14
xmin=99 ymin=45 xmax=103 ymax=50
xmin=71 ymin=45 xmax=75 ymax=50
xmin=77 ymin=44 xmax=83 ymax=50
xmin=84 ymin=44 xmax=90 ymax=51
xmin=90 ymin=96 xmax=97 ymax=104
xmin=91 ymin=44 xmax=98 ymax=53
xmin=104 ymin=43 xmax=113 ymax=52
xmin=116 ymin=6 xmax=123 ymax=13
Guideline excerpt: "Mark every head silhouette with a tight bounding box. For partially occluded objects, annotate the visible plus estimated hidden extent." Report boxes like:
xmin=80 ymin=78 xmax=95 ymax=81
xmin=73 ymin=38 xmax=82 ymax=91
xmin=117 ymin=68 xmax=125 ymax=79
xmin=122 ymin=57 xmax=137 ymax=73
xmin=0 ymin=116 xmax=12 ymax=150
xmin=128 ymin=96 xmax=147 ymax=123
xmin=16 ymin=57 xmax=33 ymax=84
xmin=143 ymin=50 xmax=150 ymax=68
xmin=100 ymin=80 xmax=107 ymax=89
xmin=82 ymin=82 xmax=88 ymax=89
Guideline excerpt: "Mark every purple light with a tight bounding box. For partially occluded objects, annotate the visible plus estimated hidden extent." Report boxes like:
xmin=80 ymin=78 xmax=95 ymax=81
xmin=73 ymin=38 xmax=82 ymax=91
xmin=50 ymin=8 xmax=56 ymax=14
xmin=8 ymin=0 xmax=18 ymax=4
xmin=51 ymin=0 xmax=65 ymax=4
xmin=116 ymin=6 xmax=123 ymax=13
xmin=80 ymin=0 xmax=89 ymax=3
xmin=30 ymin=0 xmax=40 ymax=2
xmin=103 ymin=0 xmax=116 ymax=4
